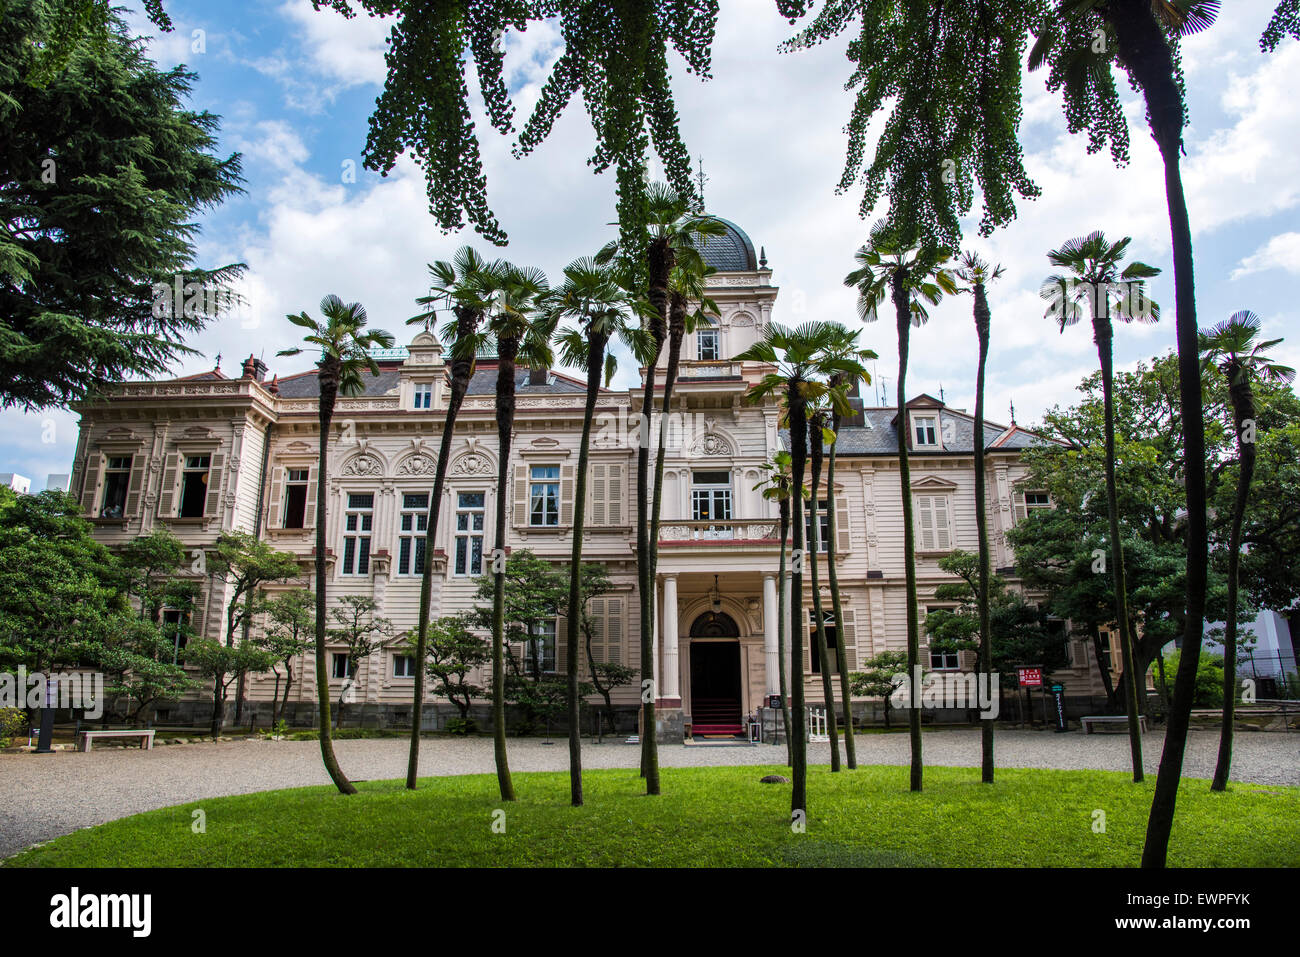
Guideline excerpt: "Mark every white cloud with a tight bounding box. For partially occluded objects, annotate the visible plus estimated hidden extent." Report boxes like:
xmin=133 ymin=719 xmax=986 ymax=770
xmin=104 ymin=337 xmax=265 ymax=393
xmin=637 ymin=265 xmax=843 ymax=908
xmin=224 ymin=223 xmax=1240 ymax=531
xmin=1232 ymin=231 xmax=1300 ymax=279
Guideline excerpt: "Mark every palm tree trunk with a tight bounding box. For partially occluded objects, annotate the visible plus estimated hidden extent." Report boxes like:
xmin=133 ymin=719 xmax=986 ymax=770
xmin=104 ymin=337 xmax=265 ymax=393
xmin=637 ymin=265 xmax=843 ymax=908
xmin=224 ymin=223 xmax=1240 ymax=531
xmin=1094 ymin=317 xmax=1144 ymax=783
xmin=777 ymin=495 xmax=793 ymax=767
xmin=637 ymin=332 xmax=663 ymax=791
xmin=972 ymin=283 xmax=994 ymax=784
xmin=787 ymin=382 xmax=809 ymax=817
xmin=892 ymin=274 xmax=923 ymax=793
xmin=1212 ymin=381 xmax=1255 ymax=791
xmin=808 ymin=422 xmax=841 ymax=771
xmin=491 ymin=337 xmax=519 ymax=801
xmin=826 ymin=412 xmax=856 ymax=769
xmin=1101 ymin=0 xmax=1208 ymax=872
xmin=280 ymin=663 xmax=293 ymax=727
xmin=406 ymin=309 xmax=476 ymax=789
xmin=315 ymin=364 xmax=356 ymax=795
xmin=567 ymin=330 xmax=608 ymax=807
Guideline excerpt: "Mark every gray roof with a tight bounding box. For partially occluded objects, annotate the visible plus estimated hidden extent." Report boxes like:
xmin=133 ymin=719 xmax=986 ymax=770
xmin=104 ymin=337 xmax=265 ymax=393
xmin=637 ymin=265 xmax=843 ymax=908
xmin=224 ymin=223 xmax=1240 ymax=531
xmin=269 ymin=363 xmax=587 ymax=399
xmin=782 ymin=406 xmax=1052 ymax=456
xmin=700 ymin=217 xmax=758 ymax=272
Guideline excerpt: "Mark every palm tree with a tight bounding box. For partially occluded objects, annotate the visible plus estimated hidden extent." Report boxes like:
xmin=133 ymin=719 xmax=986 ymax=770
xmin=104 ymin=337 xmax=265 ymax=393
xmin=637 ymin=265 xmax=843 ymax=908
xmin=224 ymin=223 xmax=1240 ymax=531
xmin=735 ymin=321 xmax=858 ymax=818
xmin=954 ymin=251 xmax=1005 ymax=784
xmin=845 ymin=222 xmax=955 ymax=793
xmin=278 ymin=295 xmax=393 ymax=796
xmin=805 ymin=401 xmax=841 ymax=771
xmin=600 ymin=185 xmax=724 ymax=795
xmin=753 ymin=450 xmax=798 ymax=766
xmin=471 ymin=261 xmax=554 ymax=802
xmin=1199 ymin=311 xmax=1294 ymax=792
xmin=817 ymin=326 xmax=876 ymax=771
xmin=1028 ymin=0 xmax=1218 ymax=871
xmin=403 ymin=247 xmax=494 ymax=790
xmin=1041 ymin=231 xmax=1159 ymax=785
xmin=551 ymin=256 xmax=642 ymax=807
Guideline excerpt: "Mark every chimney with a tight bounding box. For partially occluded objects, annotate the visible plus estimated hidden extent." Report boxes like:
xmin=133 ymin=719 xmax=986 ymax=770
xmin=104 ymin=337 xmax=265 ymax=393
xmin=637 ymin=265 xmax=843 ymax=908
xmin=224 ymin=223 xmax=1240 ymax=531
xmin=841 ymin=375 xmax=866 ymax=427
xmin=241 ymin=354 xmax=269 ymax=381
xmin=528 ymin=366 xmax=548 ymax=387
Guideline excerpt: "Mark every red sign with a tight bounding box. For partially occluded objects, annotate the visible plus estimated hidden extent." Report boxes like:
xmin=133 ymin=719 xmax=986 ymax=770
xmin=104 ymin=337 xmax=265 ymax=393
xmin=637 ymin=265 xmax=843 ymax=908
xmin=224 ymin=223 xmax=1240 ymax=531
xmin=1017 ymin=667 xmax=1043 ymax=688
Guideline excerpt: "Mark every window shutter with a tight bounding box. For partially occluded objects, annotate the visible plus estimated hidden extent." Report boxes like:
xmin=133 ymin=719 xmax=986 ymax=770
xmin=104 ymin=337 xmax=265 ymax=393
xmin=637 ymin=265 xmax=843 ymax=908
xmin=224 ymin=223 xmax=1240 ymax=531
xmin=190 ymin=585 xmax=209 ymax=645
xmin=589 ymin=464 xmax=607 ymax=526
xmin=559 ymin=465 xmax=576 ymax=526
xmin=268 ymin=466 xmax=284 ymax=528
xmin=125 ymin=455 xmax=147 ymax=516
xmin=802 ymin=611 xmax=812 ymax=674
xmin=935 ymin=496 xmax=952 ymax=550
xmin=917 ymin=496 xmax=936 ymax=551
xmin=606 ymin=463 xmax=625 ymax=526
xmin=605 ymin=596 xmax=623 ymax=665
xmin=513 ymin=464 xmax=529 ymax=528
xmin=303 ymin=467 xmax=319 ymax=528
xmin=835 ymin=496 xmax=851 ymax=554
xmin=80 ymin=453 xmax=102 ymax=515
xmin=555 ymin=613 xmax=568 ymax=675
xmin=157 ymin=453 xmax=179 ymax=517
xmin=204 ymin=453 xmax=226 ymax=517
xmin=587 ymin=598 xmax=605 ymax=673
xmin=1013 ymin=491 xmax=1027 ymax=524
xmin=842 ymin=607 xmax=858 ymax=671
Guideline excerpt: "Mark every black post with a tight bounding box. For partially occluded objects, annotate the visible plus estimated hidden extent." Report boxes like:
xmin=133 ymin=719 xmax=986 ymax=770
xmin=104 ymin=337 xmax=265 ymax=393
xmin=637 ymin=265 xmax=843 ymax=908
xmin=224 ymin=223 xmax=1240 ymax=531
xmin=35 ymin=676 xmax=56 ymax=753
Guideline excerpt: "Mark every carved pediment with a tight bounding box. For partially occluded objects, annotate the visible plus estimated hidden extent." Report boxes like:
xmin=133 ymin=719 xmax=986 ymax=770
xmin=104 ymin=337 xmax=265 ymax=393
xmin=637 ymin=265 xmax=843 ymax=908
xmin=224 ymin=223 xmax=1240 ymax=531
xmin=910 ymin=474 xmax=959 ymax=491
xmin=285 ymin=441 xmax=314 ymax=453
xmin=341 ymin=451 xmax=385 ymax=477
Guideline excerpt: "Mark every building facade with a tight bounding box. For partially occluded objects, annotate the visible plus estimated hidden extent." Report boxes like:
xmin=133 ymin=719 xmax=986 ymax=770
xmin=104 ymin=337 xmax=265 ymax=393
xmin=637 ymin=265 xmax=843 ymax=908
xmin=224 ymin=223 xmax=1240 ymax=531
xmin=70 ymin=219 xmax=1114 ymax=737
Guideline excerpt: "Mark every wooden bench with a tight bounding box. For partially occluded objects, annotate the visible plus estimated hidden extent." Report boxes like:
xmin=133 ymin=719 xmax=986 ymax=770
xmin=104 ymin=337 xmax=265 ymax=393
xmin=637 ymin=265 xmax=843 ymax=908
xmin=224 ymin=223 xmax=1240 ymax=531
xmin=1081 ymin=715 xmax=1148 ymax=734
xmin=77 ymin=729 xmax=155 ymax=752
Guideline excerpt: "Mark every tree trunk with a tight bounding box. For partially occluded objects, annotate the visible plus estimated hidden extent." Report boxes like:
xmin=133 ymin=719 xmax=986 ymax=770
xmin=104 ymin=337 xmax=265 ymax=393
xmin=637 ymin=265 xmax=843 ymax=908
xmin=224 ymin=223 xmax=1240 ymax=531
xmin=491 ymin=336 xmax=519 ymax=801
xmin=825 ymin=409 xmax=857 ymax=769
xmin=314 ymin=361 xmax=356 ymax=795
xmin=892 ymin=273 xmax=923 ymax=793
xmin=1212 ymin=378 xmax=1255 ymax=791
xmin=638 ymin=237 xmax=670 ymax=789
xmin=280 ymin=662 xmax=293 ymax=727
xmin=407 ymin=307 xmax=477 ymax=789
xmin=787 ymin=382 xmax=809 ymax=817
xmin=1094 ymin=316 xmax=1144 ymax=782
xmin=1091 ymin=622 xmax=1118 ymax=710
xmin=567 ymin=330 xmax=608 ymax=807
xmin=209 ymin=680 xmax=223 ymax=738
xmin=972 ymin=281 xmax=995 ymax=784
xmin=808 ymin=416 xmax=841 ymax=771
xmin=1104 ymin=0 xmax=1208 ymax=868
xmin=777 ymin=495 xmax=793 ymax=767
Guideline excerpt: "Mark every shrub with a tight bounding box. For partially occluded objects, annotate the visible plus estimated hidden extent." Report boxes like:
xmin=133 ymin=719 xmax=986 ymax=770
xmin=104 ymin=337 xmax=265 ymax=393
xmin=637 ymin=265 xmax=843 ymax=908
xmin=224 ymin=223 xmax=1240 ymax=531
xmin=1155 ymin=651 xmax=1225 ymax=708
xmin=0 ymin=706 xmax=25 ymax=747
xmin=445 ymin=716 xmax=478 ymax=736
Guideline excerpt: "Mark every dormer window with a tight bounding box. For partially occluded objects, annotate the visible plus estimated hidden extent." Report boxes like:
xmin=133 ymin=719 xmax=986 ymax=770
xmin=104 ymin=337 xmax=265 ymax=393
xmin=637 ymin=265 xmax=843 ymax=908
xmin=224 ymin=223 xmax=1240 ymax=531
xmin=413 ymin=382 xmax=432 ymax=409
xmin=913 ymin=414 xmax=939 ymax=447
xmin=697 ymin=327 xmax=720 ymax=361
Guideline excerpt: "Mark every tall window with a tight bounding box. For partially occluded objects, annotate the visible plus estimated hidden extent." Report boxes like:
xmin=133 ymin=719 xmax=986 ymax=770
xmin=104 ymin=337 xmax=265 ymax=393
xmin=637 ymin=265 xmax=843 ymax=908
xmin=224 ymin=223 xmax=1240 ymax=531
xmin=162 ymin=608 xmax=188 ymax=664
xmin=332 ymin=654 xmax=352 ymax=679
xmin=915 ymin=494 xmax=953 ymax=551
xmin=100 ymin=456 xmax=132 ymax=517
xmin=809 ymin=610 xmax=840 ymax=674
xmin=454 ymin=491 xmax=485 ymax=576
xmin=526 ymin=620 xmax=557 ymax=674
xmin=413 ymin=382 xmax=432 ymax=409
xmin=283 ymin=468 xmax=309 ymax=528
xmin=691 ymin=471 xmax=732 ymax=539
xmin=913 ymin=414 xmax=938 ymax=447
xmin=804 ymin=498 xmax=832 ymax=553
xmin=398 ymin=493 xmax=429 ymax=575
xmin=178 ymin=455 xmax=211 ymax=517
xmin=342 ymin=493 xmax=374 ymax=575
xmin=697 ymin=327 xmax=720 ymax=361
xmin=1014 ymin=489 xmax=1052 ymax=524
xmin=393 ymin=654 xmax=416 ymax=678
xmin=927 ymin=607 xmax=960 ymax=669
xmin=529 ymin=465 xmax=560 ymax=526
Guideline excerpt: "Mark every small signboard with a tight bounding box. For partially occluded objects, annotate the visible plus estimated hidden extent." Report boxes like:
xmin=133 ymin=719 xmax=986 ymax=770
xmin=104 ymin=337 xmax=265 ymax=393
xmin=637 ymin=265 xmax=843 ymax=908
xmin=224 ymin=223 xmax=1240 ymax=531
xmin=768 ymin=694 xmax=782 ymax=709
xmin=1017 ymin=666 xmax=1043 ymax=688
xmin=1051 ymin=683 xmax=1067 ymax=732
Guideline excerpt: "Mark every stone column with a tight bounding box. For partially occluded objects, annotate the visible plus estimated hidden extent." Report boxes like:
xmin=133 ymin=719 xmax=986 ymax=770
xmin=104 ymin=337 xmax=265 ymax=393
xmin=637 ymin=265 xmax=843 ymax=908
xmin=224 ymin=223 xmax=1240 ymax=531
xmin=662 ymin=574 xmax=680 ymax=703
xmin=651 ymin=576 xmax=660 ymax=698
xmin=782 ymin=571 xmax=793 ymax=692
xmin=763 ymin=573 xmax=779 ymax=696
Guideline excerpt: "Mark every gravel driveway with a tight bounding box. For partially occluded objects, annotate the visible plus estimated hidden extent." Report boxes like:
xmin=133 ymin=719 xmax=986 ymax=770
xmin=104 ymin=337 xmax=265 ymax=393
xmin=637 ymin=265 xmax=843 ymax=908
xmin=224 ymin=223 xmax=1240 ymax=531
xmin=2 ymin=728 xmax=1296 ymax=860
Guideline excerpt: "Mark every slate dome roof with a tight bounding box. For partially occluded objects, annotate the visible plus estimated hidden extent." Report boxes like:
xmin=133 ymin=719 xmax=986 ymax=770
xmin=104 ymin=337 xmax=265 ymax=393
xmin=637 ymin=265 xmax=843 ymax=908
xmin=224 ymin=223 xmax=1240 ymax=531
xmin=699 ymin=217 xmax=759 ymax=272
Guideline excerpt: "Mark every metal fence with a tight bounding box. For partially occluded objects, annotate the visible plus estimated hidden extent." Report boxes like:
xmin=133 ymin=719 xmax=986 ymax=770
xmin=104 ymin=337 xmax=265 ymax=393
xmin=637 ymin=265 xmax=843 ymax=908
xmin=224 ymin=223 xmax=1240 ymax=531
xmin=1239 ymin=650 xmax=1299 ymax=701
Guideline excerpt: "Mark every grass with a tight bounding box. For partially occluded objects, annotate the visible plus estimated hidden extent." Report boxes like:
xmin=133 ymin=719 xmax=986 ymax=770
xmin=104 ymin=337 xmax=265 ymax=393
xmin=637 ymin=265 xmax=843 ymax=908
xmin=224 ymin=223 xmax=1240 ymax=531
xmin=7 ymin=765 xmax=1297 ymax=867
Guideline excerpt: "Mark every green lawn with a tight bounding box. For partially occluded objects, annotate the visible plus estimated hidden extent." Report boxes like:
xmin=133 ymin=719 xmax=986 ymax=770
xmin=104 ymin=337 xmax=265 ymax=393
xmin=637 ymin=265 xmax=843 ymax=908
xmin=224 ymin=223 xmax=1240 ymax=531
xmin=8 ymin=765 xmax=1297 ymax=867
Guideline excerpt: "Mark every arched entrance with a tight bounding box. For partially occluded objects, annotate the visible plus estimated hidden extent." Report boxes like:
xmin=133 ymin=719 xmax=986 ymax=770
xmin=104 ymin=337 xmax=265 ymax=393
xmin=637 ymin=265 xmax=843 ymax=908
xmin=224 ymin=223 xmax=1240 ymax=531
xmin=689 ymin=612 xmax=743 ymax=734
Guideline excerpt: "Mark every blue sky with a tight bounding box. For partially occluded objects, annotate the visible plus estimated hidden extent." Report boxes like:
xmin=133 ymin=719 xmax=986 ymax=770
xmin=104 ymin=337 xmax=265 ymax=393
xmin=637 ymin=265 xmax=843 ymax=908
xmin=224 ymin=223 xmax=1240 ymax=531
xmin=5 ymin=0 xmax=1298 ymax=487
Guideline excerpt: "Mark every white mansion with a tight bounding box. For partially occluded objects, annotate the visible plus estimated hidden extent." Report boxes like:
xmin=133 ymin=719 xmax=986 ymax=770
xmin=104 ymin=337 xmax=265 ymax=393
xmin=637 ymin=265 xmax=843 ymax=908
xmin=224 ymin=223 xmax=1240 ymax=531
xmin=70 ymin=219 xmax=1119 ymax=737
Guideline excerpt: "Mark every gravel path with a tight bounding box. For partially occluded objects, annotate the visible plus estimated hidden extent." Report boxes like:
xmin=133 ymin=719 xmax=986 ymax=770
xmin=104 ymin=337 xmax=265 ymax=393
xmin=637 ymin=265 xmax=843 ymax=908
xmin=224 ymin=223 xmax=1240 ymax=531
xmin=2 ymin=728 xmax=1296 ymax=860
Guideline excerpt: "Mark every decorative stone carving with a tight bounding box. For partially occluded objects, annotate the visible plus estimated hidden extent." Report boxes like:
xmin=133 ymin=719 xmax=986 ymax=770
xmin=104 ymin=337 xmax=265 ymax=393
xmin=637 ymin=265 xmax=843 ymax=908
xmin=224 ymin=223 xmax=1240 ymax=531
xmin=342 ymin=454 xmax=384 ymax=477
xmin=451 ymin=452 xmax=493 ymax=476
xmin=397 ymin=453 xmax=437 ymax=476
xmin=691 ymin=430 xmax=735 ymax=457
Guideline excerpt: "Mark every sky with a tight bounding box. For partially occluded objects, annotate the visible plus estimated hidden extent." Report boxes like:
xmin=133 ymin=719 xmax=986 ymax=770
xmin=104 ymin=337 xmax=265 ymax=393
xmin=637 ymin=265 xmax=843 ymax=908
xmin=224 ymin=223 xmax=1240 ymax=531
xmin=5 ymin=0 xmax=1299 ymax=488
